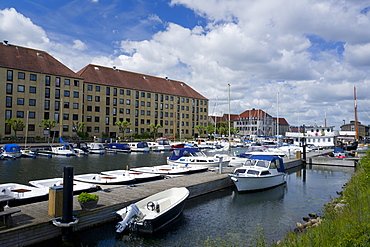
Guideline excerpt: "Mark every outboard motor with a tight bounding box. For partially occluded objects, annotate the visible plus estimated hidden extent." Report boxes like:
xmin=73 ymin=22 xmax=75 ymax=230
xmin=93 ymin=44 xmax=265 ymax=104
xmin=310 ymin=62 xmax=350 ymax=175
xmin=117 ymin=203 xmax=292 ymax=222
xmin=116 ymin=204 xmax=141 ymax=233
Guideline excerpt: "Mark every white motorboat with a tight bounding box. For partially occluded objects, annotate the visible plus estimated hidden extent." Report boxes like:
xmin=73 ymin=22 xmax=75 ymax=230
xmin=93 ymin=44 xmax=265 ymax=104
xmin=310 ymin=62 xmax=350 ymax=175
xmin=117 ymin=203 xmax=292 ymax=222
xmin=74 ymin=173 xmax=135 ymax=185
xmin=0 ymin=183 xmax=49 ymax=206
xmin=1 ymin=144 xmax=22 ymax=158
xmin=128 ymin=142 xmax=150 ymax=152
xmin=50 ymin=144 xmax=79 ymax=156
xmin=229 ymin=155 xmax=287 ymax=192
xmin=100 ymin=170 xmax=162 ymax=183
xmin=131 ymin=164 xmax=208 ymax=175
xmin=166 ymin=148 xmax=229 ymax=167
xmin=88 ymin=143 xmax=106 ymax=154
xmin=116 ymin=187 xmax=189 ymax=233
xmin=242 ymin=146 xmax=286 ymax=157
xmin=20 ymin=148 xmax=37 ymax=158
xmin=29 ymin=178 xmax=98 ymax=193
xmin=148 ymin=138 xmax=171 ymax=152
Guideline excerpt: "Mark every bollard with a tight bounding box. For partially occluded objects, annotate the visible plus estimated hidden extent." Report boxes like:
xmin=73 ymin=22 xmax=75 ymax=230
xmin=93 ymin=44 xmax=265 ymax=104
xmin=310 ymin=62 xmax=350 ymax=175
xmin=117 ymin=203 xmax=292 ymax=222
xmin=219 ymin=156 xmax=223 ymax=174
xmin=62 ymin=166 xmax=74 ymax=240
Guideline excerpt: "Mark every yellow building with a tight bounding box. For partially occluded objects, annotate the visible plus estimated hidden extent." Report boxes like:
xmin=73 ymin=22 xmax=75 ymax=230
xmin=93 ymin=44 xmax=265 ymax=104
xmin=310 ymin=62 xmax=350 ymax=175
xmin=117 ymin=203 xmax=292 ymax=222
xmin=77 ymin=64 xmax=208 ymax=139
xmin=0 ymin=42 xmax=208 ymax=140
xmin=0 ymin=41 xmax=84 ymax=139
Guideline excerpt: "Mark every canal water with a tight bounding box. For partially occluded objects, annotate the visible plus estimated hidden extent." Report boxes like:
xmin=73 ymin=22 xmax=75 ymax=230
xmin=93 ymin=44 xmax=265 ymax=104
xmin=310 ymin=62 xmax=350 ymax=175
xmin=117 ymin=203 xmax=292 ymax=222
xmin=0 ymin=149 xmax=355 ymax=246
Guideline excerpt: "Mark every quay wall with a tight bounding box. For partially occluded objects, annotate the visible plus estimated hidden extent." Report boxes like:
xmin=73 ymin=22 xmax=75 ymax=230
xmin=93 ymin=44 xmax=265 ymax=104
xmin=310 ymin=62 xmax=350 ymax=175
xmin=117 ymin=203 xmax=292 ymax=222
xmin=0 ymin=151 xmax=331 ymax=246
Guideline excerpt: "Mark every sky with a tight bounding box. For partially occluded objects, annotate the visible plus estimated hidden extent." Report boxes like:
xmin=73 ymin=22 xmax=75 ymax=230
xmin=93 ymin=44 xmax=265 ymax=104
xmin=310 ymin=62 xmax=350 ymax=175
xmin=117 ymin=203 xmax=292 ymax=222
xmin=1 ymin=0 xmax=370 ymax=130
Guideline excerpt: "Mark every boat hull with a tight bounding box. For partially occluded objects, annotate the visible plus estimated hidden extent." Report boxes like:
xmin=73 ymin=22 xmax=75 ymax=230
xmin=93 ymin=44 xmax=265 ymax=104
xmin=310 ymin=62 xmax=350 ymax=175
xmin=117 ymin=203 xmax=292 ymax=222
xmin=230 ymin=173 xmax=286 ymax=191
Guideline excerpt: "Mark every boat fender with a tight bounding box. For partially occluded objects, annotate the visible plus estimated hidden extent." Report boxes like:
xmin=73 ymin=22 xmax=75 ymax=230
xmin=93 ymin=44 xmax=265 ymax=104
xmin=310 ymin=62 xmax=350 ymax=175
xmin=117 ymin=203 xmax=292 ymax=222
xmin=147 ymin=201 xmax=160 ymax=213
xmin=231 ymin=177 xmax=238 ymax=182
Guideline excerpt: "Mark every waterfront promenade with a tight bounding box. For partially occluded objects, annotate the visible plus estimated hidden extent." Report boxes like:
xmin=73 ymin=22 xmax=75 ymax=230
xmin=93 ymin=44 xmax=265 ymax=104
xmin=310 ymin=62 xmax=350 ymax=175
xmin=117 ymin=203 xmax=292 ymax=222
xmin=0 ymin=150 xmax=330 ymax=246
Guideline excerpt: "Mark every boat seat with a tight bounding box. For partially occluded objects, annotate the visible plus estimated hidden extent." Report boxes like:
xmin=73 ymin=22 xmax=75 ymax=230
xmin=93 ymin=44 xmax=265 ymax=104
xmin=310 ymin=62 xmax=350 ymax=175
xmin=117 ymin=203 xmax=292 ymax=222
xmin=156 ymin=198 xmax=172 ymax=211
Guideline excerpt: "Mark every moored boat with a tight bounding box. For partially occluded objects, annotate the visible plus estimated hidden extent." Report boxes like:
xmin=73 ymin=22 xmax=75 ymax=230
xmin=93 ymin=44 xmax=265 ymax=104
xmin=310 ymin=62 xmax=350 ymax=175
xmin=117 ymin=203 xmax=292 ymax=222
xmin=29 ymin=178 xmax=98 ymax=193
xmin=1 ymin=144 xmax=22 ymax=158
xmin=50 ymin=144 xmax=80 ymax=156
xmin=106 ymin=143 xmax=131 ymax=153
xmin=128 ymin=142 xmax=150 ymax=152
xmin=131 ymin=164 xmax=208 ymax=175
xmin=88 ymin=143 xmax=106 ymax=154
xmin=74 ymin=173 xmax=135 ymax=185
xmin=100 ymin=170 xmax=161 ymax=183
xmin=0 ymin=183 xmax=49 ymax=206
xmin=116 ymin=187 xmax=189 ymax=233
xmin=167 ymin=147 xmax=229 ymax=167
xmin=229 ymin=155 xmax=286 ymax=192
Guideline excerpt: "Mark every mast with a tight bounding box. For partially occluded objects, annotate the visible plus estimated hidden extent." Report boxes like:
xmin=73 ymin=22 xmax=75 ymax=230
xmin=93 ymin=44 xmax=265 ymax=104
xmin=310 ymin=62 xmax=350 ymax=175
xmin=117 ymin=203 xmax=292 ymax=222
xmin=277 ymin=92 xmax=279 ymax=138
xmin=354 ymin=86 xmax=359 ymax=141
xmin=228 ymin=84 xmax=231 ymax=153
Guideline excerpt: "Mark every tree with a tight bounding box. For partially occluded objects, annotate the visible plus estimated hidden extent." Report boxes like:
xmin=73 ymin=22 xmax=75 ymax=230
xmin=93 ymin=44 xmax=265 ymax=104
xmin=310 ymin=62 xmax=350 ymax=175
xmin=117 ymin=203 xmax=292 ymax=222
xmin=73 ymin=122 xmax=86 ymax=139
xmin=5 ymin=119 xmax=25 ymax=138
xmin=115 ymin=121 xmax=131 ymax=140
xmin=39 ymin=119 xmax=58 ymax=143
xmin=195 ymin=125 xmax=206 ymax=138
xmin=149 ymin=123 xmax=162 ymax=140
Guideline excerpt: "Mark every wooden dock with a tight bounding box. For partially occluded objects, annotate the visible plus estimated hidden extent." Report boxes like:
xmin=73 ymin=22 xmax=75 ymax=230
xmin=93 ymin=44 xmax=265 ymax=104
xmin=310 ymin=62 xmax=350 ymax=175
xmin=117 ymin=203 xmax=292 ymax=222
xmin=0 ymin=151 xmax=332 ymax=246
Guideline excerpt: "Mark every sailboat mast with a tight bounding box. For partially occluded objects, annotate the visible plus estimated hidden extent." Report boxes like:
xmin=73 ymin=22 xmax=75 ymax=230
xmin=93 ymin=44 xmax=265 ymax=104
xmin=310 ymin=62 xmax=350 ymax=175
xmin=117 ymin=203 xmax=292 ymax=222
xmin=354 ymin=86 xmax=359 ymax=141
xmin=228 ymin=84 xmax=231 ymax=153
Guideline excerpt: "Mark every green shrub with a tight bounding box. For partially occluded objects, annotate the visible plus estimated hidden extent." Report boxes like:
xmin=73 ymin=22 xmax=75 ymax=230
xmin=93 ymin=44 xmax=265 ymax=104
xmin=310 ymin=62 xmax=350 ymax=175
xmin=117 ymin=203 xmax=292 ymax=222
xmin=77 ymin=192 xmax=99 ymax=203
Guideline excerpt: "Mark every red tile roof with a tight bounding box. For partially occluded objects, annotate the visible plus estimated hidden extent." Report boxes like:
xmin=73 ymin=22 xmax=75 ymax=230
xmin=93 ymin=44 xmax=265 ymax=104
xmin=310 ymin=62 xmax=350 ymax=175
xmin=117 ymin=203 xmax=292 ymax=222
xmin=238 ymin=109 xmax=271 ymax=119
xmin=77 ymin=64 xmax=207 ymax=100
xmin=0 ymin=42 xmax=82 ymax=78
xmin=273 ymin=117 xmax=290 ymax=125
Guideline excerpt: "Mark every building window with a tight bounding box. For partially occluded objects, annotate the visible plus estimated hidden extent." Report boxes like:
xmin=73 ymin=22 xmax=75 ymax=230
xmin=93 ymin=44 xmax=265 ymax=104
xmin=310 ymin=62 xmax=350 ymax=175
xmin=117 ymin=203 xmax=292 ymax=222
xmin=45 ymin=100 xmax=50 ymax=110
xmin=5 ymin=110 xmax=12 ymax=120
xmin=7 ymin=70 xmax=13 ymax=81
xmin=45 ymin=76 xmax=50 ymax=86
xmin=95 ymin=96 xmax=100 ymax=102
xmin=106 ymin=97 xmax=110 ymax=105
xmin=17 ymin=111 xmax=24 ymax=118
xmin=55 ymin=77 xmax=60 ymax=86
xmin=28 ymin=124 xmax=35 ymax=131
xmin=87 ymin=85 xmax=92 ymax=91
xmin=105 ymin=117 xmax=109 ymax=125
xmin=147 ymin=111 xmax=150 ymax=116
xmin=30 ymin=74 xmax=37 ymax=81
xmin=63 ymin=114 xmax=69 ymax=120
xmin=126 ymin=99 xmax=130 ymax=105
xmin=87 ymin=106 xmax=92 ymax=111
xmin=30 ymin=86 xmax=36 ymax=93
xmin=73 ymin=114 xmax=78 ymax=121
xmin=87 ymin=126 xmax=92 ymax=132
xmin=126 ymin=90 xmax=131 ymax=95
xmin=55 ymin=101 xmax=60 ymax=111
xmin=29 ymin=99 xmax=36 ymax=106
xmin=95 ymin=106 xmax=100 ymax=112
xmin=18 ymin=85 xmax=25 ymax=92
xmin=87 ymin=116 xmax=92 ymax=122
xmin=126 ymin=109 xmax=130 ymax=114
xmin=64 ymin=79 xmax=70 ymax=85
xmin=6 ymin=83 xmax=12 ymax=94
xmin=73 ymin=103 xmax=78 ymax=109
xmin=17 ymin=98 xmax=24 ymax=105
xmin=18 ymin=72 xmax=25 ymax=79
xmin=120 ymin=99 xmax=124 ymax=104
xmin=113 ymin=88 xmax=117 ymax=96
xmin=94 ymin=127 xmax=99 ymax=133
xmin=29 ymin=112 xmax=35 ymax=119
xmin=74 ymin=80 xmax=79 ymax=87
xmin=95 ymin=86 xmax=100 ymax=92
xmin=106 ymin=107 xmax=110 ymax=115
xmin=63 ymin=125 xmax=69 ymax=132
xmin=87 ymin=95 xmax=92 ymax=101
xmin=64 ymin=90 xmax=70 ymax=97
xmin=147 ymin=102 xmax=151 ymax=107
xmin=64 ymin=102 xmax=69 ymax=108
xmin=54 ymin=113 xmax=60 ymax=122
xmin=106 ymin=87 xmax=110 ymax=95
xmin=55 ymin=89 xmax=60 ymax=99
xmin=73 ymin=91 xmax=79 ymax=98
xmin=45 ymin=88 xmax=50 ymax=98
xmin=120 ymin=89 xmax=124 ymax=95
xmin=95 ymin=117 xmax=100 ymax=122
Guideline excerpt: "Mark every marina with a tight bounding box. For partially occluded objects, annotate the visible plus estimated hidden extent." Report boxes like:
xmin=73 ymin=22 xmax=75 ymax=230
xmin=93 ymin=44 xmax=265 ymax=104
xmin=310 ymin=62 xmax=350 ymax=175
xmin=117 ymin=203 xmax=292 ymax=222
xmin=0 ymin=146 xmax=343 ymax=246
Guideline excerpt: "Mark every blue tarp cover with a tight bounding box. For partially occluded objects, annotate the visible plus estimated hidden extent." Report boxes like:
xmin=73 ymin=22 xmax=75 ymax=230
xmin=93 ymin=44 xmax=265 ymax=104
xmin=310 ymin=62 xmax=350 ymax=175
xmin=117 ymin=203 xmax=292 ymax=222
xmin=107 ymin=143 xmax=130 ymax=150
xmin=3 ymin=144 xmax=21 ymax=152
xmin=137 ymin=142 xmax=148 ymax=148
xmin=248 ymin=155 xmax=285 ymax=172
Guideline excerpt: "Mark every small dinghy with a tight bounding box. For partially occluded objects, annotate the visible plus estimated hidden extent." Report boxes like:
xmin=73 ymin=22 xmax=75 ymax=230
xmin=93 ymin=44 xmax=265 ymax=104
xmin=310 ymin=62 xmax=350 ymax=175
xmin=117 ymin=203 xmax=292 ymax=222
xmin=100 ymin=170 xmax=162 ymax=183
xmin=116 ymin=187 xmax=189 ymax=233
xmin=131 ymin=164 xmax=208 ymax=175
xmin=29 ymin=178 xmax=98 ymax=193
xmin=74 ymin=173 xmax=136 ymax=185
xmin=0 ymin=183 xmax=49 ymax=206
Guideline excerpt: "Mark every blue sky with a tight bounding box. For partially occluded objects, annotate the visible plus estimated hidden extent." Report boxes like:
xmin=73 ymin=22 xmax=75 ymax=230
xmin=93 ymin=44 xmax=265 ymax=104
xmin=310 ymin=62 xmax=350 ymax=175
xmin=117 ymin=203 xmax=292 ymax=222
xmin=1 ymin=0 xmax=370 ymax=129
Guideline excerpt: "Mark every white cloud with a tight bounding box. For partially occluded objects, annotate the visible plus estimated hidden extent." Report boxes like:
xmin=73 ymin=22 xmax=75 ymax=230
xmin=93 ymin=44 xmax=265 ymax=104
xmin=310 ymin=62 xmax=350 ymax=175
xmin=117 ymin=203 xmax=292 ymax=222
xmin=73 ymin=39 xmax=87 ymax=51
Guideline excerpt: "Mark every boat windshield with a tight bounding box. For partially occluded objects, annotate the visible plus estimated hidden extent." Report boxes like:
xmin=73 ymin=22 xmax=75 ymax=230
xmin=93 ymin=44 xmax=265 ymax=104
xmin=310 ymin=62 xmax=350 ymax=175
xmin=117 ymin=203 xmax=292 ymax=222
xmin=255 ymin=160 xmax=268 ymax=168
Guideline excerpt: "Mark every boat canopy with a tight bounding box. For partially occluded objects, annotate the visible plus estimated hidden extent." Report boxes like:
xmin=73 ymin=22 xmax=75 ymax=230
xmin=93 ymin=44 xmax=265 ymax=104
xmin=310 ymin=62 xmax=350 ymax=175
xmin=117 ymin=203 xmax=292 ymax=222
xmin=108 ymin=143 xmax=130 ymax=150
xmin=2 ymin=144 xmax=21 ymax=152
xmin=168 ymin=148 xmax=200 ymax=161
xmin=248 ymin=155 xmax=285 ymax=172
xmin=137 ymin=142 xmax=149 ymax=148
